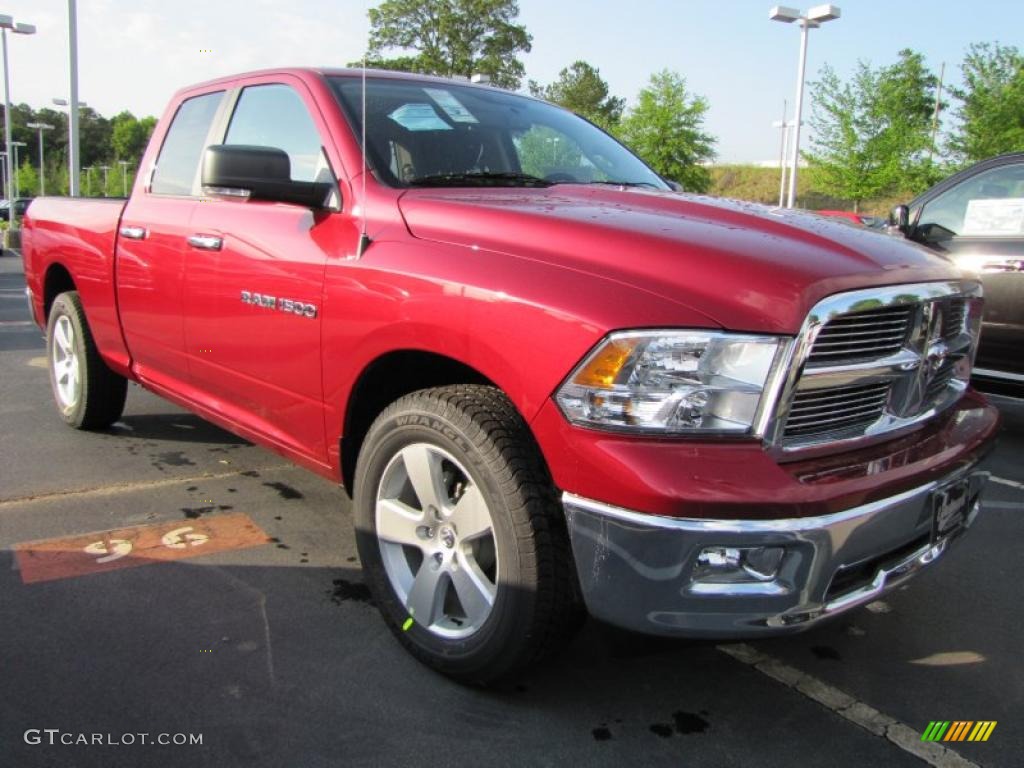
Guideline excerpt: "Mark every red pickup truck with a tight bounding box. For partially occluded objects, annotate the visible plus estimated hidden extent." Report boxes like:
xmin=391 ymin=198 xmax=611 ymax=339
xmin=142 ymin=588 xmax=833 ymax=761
xmin=23 ymin=68 xmax=998 ymax=684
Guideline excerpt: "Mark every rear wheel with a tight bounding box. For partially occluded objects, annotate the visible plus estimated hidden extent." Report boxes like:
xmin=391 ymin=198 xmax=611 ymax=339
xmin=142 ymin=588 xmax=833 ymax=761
xmin=46 ymin=291 xmax=127 ymax=429
xmin=353 ymin=385 xmax=581 ymax=685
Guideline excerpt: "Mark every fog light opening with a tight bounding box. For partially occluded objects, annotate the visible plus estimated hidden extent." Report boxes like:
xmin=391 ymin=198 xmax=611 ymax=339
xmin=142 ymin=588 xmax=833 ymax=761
xmin=695 ymin=546 xmax=786 ymax=583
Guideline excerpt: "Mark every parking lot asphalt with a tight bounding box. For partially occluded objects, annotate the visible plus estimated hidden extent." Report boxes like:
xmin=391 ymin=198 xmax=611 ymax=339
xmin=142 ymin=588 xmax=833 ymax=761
xmin=1 ymin=252 xmax=1021 ymax=768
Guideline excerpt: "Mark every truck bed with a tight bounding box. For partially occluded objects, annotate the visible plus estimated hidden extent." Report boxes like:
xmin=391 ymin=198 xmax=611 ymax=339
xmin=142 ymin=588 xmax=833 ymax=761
xmin=22 ymin=197 xmax=131 ymax=375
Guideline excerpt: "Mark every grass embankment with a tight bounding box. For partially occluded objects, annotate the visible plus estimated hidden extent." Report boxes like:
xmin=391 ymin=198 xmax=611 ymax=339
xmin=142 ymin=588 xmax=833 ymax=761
xmin=708 ymin=164 xmax=907 ymax=216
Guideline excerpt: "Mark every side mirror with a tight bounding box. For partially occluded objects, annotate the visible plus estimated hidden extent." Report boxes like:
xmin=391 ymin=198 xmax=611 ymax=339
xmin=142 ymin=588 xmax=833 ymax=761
xmin=202 ymin=145 xmax=334 ymax=209
xmin=889 ymin=204 xmax=910 ymax=235
xmin=665 ymin=180 xmax=684 ymax=193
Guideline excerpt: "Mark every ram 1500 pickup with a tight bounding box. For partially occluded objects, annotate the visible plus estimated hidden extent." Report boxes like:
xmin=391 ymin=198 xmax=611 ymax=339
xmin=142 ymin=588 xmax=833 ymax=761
xmin=23 ymin=68 xmax=999 ymax=684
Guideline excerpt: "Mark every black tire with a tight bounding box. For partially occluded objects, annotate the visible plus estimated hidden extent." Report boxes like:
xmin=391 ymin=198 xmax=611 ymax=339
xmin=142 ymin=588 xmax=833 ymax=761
xmin=46 ymin=291 xmax=128 ymax=429
xmin=353 ymin=384 xmax=582 ymax=685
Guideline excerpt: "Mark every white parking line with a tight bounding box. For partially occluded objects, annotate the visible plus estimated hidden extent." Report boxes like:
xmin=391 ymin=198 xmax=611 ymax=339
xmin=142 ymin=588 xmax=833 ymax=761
xmin=984 ymin=501 xmax=1024 ymax=510
xmin=0 ymin=465 xmax=293 ymax=509
xmin=718 ymin=643 xmax=979 ymax=768
xmin=990 ymin=476 xmax=1024 ymax=491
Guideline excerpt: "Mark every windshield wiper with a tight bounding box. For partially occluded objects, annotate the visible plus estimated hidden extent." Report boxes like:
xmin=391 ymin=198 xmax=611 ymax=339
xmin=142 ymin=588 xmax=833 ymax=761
xmin=582 ymin=180 xmax=662 ymax=189
xmin=407 ymin=171 xmax=552 ymax=188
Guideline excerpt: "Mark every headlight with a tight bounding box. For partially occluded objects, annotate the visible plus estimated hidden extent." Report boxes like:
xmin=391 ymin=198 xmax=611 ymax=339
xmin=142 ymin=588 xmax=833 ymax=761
xmin=555 ymin=330 xmax=784 ymax=434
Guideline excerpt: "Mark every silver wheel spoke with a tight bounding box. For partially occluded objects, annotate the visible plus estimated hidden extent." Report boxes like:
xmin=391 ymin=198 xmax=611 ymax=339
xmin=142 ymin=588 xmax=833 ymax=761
xmin=450 ymin=485 xmax=491 ymax=541
xmin=55 ymin=318 xmax=71 ymax=355
xmin=376 ymin=499 xmax=426 ymax=548
xmin=401 ymin=444 xmax=447 ymax=512
xmin=452 ymin=556 xmax=495 ymax=627
xmin=52 ymin=320 xmax=81 ymax=409
xmin=406 ymin=562 xmax=446 ymax=626
xmin=377 ymin=440 xmax=499 ymax=639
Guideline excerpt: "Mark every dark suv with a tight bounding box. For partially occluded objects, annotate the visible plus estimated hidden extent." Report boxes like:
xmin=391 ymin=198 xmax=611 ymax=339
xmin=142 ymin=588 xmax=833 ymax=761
xmin=892 ymin=153 xmax=1024 ymax=385
xmin=0 ymin=197 xmax=33 ymax=222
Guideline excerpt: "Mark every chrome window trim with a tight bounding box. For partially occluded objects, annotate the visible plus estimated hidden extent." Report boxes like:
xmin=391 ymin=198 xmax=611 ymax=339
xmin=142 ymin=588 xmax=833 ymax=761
xmin=763 ymin=280 xmax=983 ymax=456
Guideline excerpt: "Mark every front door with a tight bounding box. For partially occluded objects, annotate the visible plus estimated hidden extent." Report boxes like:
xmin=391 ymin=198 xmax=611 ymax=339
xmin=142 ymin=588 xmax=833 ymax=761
xmin=912 ymin=160 xmax=1024 ymax=379
xmin=184 ymin=79 xmax=349 ymax=463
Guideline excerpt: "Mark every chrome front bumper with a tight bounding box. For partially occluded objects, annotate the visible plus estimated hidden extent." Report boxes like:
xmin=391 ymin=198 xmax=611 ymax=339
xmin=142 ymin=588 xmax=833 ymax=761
xmin=562 ymin=468 xmax=988 ymax=637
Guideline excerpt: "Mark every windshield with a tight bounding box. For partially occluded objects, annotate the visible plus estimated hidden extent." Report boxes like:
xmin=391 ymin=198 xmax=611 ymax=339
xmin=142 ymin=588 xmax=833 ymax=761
xmin=329 ymin=76 xmax=667 ymax=190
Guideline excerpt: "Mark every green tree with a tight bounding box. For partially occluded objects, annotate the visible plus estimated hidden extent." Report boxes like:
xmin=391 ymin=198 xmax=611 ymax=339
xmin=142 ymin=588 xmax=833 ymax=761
xmin=529 ymin=60 xmax=624 ymax=130
xmin=16 ymin=159 xmax=39 ymax=197
xmin=78 ymin=107 xmax=113 ymax=168
xmin=876 ymin=49 xmax=942 ymax=187
xmin=111 ymin=112 xmax=149 ymax=161
xmin=365 ymin=0 xmax=532 ymax=89
xmin=949 ymin=43 xmax=1024 ymax=163
xmin=617 ymin=70 xmax=716 ymax=192
xmin=805 ymin=51 xmax=938 ymax=210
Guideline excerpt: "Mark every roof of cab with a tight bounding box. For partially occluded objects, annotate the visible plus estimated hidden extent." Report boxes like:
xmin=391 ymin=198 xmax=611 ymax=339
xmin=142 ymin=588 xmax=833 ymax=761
xmin=173 ymin=66 xmax=515 ymax=98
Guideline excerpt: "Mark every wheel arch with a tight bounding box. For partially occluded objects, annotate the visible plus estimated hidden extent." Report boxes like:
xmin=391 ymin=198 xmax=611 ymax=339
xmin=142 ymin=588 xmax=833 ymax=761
xmin=340 ymin=349 xmax=516 ymax=495
xmin=43 ymin=262 xmax=77 ymax=320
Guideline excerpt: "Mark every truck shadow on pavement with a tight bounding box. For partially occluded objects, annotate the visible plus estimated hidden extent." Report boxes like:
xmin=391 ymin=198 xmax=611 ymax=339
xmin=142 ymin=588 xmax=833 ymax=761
xmin=104 ymin=413 xmax=252 ymax=447
xmin=0 ymin=544 xmax=873 ymax=768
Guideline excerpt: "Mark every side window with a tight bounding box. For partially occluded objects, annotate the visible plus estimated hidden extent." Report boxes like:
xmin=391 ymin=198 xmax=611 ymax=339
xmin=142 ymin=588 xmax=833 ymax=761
xmin=150 ymin=91 xmax=224 ymax=196
xmin=917 ymin=163 xmax=1024 ymax=241
xmin=224 ymin=84 xmax=327 ymax=183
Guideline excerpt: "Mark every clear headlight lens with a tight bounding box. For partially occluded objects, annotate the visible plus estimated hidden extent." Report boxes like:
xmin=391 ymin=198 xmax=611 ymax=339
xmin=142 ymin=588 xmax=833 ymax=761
xmin=555 ymin=330 xmax=783 ymax=434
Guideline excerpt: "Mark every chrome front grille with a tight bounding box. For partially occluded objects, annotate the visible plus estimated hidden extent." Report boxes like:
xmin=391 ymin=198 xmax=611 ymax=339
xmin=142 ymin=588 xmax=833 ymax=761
xmin=806 ymin=305 xmax=914 ymax=366
xmin=773 ymin=282 xmax=982 ymax=450
xmin=942 ymin=299 xmax=967 ymax=341
xmin=784 ymin=382 xmax=892 ymax=439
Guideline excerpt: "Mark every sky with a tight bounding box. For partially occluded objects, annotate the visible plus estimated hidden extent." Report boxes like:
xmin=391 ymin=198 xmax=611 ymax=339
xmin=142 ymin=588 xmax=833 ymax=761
xmin=6 ymin=0 xmax=1024 ymax=163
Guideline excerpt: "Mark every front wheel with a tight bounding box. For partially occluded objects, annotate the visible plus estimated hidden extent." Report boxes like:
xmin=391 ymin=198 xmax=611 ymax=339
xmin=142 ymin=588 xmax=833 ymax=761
xmin=353 ymin=385 xmax=581 ymax=685
xmin=46 ymin=291 xmax=128 ymax=429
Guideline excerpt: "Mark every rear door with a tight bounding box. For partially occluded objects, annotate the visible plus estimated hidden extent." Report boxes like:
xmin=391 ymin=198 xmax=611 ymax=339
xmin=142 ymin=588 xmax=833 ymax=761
xmin=911 ymin=159 xmax=1024 ymax=379
xmin=183 ymin=76 xmax=350 ymax=463
xmin=117 ymin=90 xmax=225 ymax=387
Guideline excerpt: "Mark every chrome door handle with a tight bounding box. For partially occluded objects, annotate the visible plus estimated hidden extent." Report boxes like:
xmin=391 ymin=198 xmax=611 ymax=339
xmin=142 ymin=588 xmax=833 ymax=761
xmin=119 ymin=225 xmax=147 ymax=240
xmin=187 ymin=234 xmax=223 ymax=251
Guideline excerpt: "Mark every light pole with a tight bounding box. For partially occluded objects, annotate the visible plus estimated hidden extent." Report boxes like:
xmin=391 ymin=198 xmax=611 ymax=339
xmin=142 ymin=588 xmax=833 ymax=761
xmin=769 ymin=5 xmax=841 ymax=208
xmin=772 ymin=99 xmax=789 ymax=208
xmin=772 ymin=113 xmax=803 ymax=208
xmin=99 ymin=165 xmax=110 ymax=196
xmin=52 ymin=98 xmax=88 ymax=109
xmin=1 ymin=14 xmax=36 ymax=227
xmin=118 ymin=160 xmax=130 ymax=196
xmin=67 ymin=0 xmax=81 ymax=197
xmin=0 ymin=150 xmax=5 ymax=199
xmin=26 ymin=122 xmax=54 ymax=196
xmin=11 ymin=138 xmax=25 ymax=197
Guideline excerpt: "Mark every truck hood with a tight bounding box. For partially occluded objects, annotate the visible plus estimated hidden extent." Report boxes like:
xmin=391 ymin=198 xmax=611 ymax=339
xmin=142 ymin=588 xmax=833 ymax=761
xmin=397 ymin=186 xmax=958 ymax=334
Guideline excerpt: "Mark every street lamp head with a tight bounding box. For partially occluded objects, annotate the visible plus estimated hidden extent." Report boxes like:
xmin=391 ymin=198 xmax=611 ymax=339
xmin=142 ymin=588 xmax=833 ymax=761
xmin=807 ymin=4 xmax=841 ymax=22
xmin=769 ymin=6 xmax=802 ymax=22
xmin=13 ymin=22 xmax=35 ymax=35
xmin=52 ymin=98 xmax=68 ymax=106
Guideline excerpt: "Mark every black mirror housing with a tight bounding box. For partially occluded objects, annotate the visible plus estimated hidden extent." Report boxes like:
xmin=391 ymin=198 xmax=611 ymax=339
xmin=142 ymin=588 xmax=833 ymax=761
xmin=202 ymin=145 xmax=334 ymax=209
xmin=889 ymin=204 xmax=910 ymax=233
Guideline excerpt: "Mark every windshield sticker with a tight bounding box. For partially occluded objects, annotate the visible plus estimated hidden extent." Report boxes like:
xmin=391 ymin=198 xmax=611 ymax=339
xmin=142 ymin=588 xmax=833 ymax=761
xmin=388 ymin=103 xmax=453 ymax=132
xmin=424 ymin=88 xmax=479 ymax=123
xmin=962 ymin=197 xmax=1024 ymax=236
